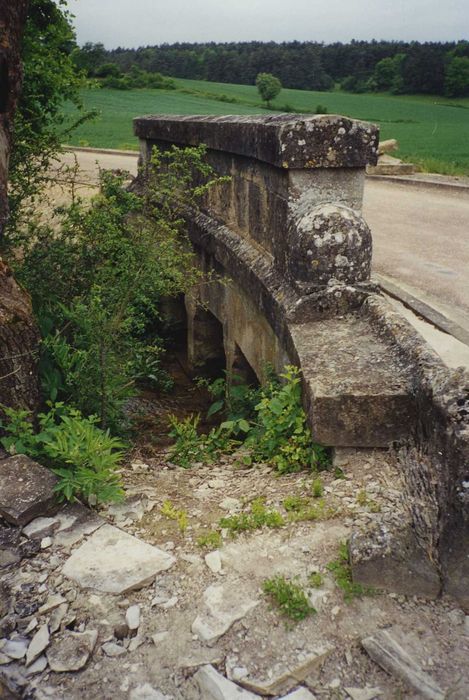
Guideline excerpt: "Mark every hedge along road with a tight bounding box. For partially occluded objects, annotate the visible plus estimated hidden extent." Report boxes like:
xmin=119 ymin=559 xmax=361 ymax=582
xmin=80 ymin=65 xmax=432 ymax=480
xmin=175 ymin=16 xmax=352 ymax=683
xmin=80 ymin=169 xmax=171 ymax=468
xmin=61 ymin=148 xmax=469 ymax=335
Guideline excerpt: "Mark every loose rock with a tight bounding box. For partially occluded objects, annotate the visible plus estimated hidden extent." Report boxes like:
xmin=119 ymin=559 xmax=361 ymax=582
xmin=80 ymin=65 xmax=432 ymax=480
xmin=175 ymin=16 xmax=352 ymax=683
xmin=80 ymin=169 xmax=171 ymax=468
xmin=194 ymin=664 xmax=260 ymax=699
xmin=125 ymin=605 xmax=141 ymax=631
xmin=205 ymin=551 xmax=222 ymax=574
xmin=26 ymin=624 xmax=49 ymax=666
xmin=46 ymin=630 xmax=97 ymax=672
xmin=191 ymin=583 xmax=258 ymax=644
xmin=62 ymin=524 xmax=176 ymax=594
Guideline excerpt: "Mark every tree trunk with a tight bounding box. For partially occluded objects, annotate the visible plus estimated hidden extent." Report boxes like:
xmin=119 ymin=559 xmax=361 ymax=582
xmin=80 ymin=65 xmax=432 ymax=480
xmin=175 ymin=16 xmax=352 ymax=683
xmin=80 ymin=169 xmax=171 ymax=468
xmin=0 ymin=0 xmax=28 ymax=238
xmin=0 ymin=1 xmax=40 ymax=414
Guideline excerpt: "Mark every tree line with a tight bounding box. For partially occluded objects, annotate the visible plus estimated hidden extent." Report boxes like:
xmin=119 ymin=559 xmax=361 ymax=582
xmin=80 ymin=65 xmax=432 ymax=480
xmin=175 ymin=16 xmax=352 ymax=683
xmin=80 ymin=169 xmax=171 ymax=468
xmin=73 ymin=39 xmax=469 ymax=97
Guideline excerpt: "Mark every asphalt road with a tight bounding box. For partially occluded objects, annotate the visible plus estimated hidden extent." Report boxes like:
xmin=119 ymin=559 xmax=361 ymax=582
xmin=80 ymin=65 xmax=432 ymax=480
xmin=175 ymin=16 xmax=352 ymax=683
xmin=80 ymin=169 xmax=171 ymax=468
xmin=363 ymin=179 xmax=469 ymax=326
xmin=63 ymin=149 xmax=469 ymax=329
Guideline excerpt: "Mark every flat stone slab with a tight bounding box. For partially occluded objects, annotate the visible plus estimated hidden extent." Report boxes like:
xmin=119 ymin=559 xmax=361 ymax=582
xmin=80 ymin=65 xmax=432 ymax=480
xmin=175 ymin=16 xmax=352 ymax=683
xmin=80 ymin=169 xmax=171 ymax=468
xmin=241 ymin=645 xmax=333 ymax=696
xmin=194 ymin=665 xmax=260 ymax=699
xmin=192 ymin=583 xmax=259 ymax=644
xmin=62 ymin=524 xmax=176 ymax=594
xmin=0 ymin=455 xmax=59 ymax=526
xmin=291 ymin=317 xmax=414 ymax=447
xmin=362 ymin=628 xmax=445 ymax=700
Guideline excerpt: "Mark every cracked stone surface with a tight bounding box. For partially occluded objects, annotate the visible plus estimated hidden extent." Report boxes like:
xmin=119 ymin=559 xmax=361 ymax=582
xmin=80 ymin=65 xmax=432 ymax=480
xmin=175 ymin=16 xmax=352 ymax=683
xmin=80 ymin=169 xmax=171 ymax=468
xmin=62 ymin=524 xmax=176 ymax=594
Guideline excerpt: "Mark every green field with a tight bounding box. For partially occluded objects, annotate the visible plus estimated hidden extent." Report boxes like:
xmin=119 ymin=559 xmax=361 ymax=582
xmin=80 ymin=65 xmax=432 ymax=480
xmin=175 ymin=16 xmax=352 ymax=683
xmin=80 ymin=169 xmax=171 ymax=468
xmin=64 ymin=78 xmax=469 ymax=174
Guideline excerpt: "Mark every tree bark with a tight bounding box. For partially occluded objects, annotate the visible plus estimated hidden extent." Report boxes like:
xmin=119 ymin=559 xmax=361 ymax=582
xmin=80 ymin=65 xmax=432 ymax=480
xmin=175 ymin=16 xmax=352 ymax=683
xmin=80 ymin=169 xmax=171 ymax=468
xmin=0 ymin=0 xmax=28 ymax=238
xmin=0 ymin=1 xmax=40 ymax=414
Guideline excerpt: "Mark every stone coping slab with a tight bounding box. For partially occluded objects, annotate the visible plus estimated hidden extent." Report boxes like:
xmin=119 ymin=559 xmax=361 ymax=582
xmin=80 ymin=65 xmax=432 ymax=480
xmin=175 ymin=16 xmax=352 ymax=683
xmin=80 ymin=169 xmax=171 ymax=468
xmin=134 ymin=114 xmax=378 ymax=169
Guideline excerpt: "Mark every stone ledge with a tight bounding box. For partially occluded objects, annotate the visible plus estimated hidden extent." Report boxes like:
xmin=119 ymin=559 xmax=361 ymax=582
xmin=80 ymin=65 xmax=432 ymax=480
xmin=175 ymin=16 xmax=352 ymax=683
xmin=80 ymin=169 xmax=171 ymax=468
xmin=134 ymin=114 xmax=378 ymax=169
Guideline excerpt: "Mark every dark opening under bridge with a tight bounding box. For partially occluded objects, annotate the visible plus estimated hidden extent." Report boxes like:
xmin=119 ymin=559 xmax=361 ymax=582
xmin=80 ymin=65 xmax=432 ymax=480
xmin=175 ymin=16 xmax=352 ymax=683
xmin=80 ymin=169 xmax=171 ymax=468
xmin=134 ymin=114 xmax=469 ymax=609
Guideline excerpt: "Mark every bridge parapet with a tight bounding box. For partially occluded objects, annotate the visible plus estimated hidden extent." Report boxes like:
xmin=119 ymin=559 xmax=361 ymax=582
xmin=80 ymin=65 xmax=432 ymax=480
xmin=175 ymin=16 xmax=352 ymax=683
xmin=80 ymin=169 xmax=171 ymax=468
xmin=135 ymin=114 xmax=468 ymax=608
xmin=134 ymin=114 xmax=378 ymax=293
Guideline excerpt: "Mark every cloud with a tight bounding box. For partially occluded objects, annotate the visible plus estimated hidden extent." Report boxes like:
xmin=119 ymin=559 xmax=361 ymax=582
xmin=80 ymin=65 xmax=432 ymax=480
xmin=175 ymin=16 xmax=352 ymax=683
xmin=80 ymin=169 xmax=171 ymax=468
xmin=67 ymin=0 xmax=469 ymax=49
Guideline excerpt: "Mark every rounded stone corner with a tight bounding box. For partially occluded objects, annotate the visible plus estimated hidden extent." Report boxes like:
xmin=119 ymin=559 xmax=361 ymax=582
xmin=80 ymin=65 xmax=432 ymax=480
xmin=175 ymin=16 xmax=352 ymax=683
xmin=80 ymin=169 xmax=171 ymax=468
xmin=287 ymin=202 xmax=372 ymax=289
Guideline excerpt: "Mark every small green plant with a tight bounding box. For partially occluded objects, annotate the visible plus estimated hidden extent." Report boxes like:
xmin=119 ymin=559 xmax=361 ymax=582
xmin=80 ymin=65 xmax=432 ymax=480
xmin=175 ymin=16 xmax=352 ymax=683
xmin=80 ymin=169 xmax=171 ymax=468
xmin=248 ymin=366 xmax=330 ymax=474
xmin=283 ymin=495 xmax=309 ymax=512
xmin=263 ymin=575 xmax=316 ymax=621
xmin=356 ymin=489 xmax=381 ymax=512
xmin=311 ymin=478 xmax=324 ymax=498
xmin=219 ymin=497 xmax=284 ymax=534
xmin=287 ymin=499 xmax=337 ymax=523
xmin=0 ymin=403 xmax=125 ymax=504
xmin=167 ymin=414 xmax=207 ymax=468
xmin=327 ymin=542 xmax=375 ymax=602
xmin=161 ymin=499 xmax=189 ymax=532
xmin=196 ymin=531 xmax=222 ymax=549
xmin=308 ymin=572 xmax=323 ymax=587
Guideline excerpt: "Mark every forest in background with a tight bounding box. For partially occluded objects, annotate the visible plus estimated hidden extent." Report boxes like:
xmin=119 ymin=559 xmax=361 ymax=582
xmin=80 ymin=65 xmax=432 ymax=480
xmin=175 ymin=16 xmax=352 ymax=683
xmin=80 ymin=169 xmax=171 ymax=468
xmin=73 ymin=39 xmax=469 ymax=97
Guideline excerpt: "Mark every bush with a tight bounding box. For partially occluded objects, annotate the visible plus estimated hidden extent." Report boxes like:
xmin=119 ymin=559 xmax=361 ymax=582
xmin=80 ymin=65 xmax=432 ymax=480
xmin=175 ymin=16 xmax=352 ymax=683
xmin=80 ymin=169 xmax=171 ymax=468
xmin=256 ymin=72 xmax=282 ymax=106
xmin=0 ymin=403 xmax=125 ymax=504
xmin=168 ymin=365 xmax=329 ymax=473
xmin=10 ymin=145 xmax=227 ymax=431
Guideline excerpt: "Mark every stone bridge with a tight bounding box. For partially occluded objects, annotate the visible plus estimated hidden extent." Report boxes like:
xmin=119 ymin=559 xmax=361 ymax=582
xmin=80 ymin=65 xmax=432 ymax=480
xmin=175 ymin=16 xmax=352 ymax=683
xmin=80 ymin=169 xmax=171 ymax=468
xmin=134 ymin=114 xmax=469 ymax=608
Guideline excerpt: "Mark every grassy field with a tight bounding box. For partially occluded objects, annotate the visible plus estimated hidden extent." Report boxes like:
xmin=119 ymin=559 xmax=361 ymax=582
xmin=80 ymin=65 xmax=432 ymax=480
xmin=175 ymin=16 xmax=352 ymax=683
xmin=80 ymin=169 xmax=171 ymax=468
xmin=64 ymin=79 xmax=469 ymax=174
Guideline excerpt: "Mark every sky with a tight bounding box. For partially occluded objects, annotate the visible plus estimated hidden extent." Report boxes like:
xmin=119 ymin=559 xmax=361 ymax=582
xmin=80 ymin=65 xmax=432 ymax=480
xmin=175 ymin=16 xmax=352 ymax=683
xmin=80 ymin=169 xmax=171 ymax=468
xmin=67 ymin=0 xmax=469 ymax=49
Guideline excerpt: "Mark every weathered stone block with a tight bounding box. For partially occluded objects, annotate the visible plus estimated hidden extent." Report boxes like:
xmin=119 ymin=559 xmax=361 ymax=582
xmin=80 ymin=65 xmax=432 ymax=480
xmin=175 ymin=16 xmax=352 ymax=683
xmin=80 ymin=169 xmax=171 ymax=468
xmin=0 ymin=455 xmax=59 ymax=526
xmin=134 ymin=114 xmax=378 ymax=170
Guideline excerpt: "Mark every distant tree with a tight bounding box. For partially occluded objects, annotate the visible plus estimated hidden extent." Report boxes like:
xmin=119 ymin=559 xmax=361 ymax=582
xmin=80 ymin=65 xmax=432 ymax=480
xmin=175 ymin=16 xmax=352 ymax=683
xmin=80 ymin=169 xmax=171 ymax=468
xmin=255 ymin=72 xmax=282 ymax=107
xmin=71 ymin=41 xmax=106 ymax=76
xmin=94 ymin=62 xmax=121 ymax=78
xmin=445 ymin=56 xmax=469 ymax=97
xmin=371 ymin=54 xmax=405 ymax=92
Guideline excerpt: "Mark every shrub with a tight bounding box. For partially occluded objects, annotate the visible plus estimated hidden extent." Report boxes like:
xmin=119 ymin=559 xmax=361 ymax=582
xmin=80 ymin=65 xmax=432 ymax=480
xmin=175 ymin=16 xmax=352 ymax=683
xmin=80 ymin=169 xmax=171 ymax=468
xmin=11 ymin=145 xmax=227 ymax=431
xmin=0 ymin=403 xmax=124 ymax=504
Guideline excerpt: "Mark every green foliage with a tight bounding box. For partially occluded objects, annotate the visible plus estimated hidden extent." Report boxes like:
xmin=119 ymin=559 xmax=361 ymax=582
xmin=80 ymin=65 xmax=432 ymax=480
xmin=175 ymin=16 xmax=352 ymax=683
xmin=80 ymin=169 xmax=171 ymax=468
xmin=445 ymin=56 xmax=469 ymax=97
xmin=286 ymin=498 xmax=337 ymax=523
xmin=10 ymin=145 xmax=224 ymax=430
xmin=167 ymin=414 xmax=208 ymax=468
xmin=201 ymin=371 xmax=262 ymax=422
xmin=308 ymin=572 xmax=323 ymax=588
xmin=312 ymin=478 xmax=324 ymax=498
xmin=327 ymin=542 xmax=375 ymax=602
xmin=283 ymin=495 xmax=309 ymax=512
xmin=169 ymin=366 xmax=329 ymax=472
xmin=255 ymin=73 xmax=282 ymax=106
xmin=7 ymin=0 xmax=89 ymax=233
xmin=219 ymin=498 xmax=284 ymax=534
xmin=0 ymin=403 xmax=124 ymax=504
xmin=263 ymin=575 xmax=315 ymax=622
xmin=160 ymin=500 xmax=188 ymax=532
xmin=248 ymin=366 xmax=329 ymax=474
xmin=196 ymin=531 xmax=223 ymax=549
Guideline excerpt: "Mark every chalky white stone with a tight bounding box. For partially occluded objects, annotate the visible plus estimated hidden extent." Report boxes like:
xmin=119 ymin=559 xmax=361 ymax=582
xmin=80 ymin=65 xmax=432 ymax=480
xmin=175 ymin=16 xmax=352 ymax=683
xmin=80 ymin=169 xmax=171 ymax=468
xmin=62 ymin=524 xmax=176 ymax=594
xmin=194 ymin=665 xmax=260 ymax=699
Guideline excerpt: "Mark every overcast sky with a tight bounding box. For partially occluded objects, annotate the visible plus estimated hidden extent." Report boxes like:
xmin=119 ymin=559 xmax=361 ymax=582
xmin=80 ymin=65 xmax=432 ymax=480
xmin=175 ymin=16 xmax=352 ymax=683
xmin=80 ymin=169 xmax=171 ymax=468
xmin=67 ymin=0 xmax=469 ymax=49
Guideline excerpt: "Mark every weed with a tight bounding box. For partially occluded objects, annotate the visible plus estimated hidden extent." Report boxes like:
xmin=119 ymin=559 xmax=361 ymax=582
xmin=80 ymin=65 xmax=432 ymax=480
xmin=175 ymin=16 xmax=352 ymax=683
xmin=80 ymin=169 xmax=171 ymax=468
xmin=287 ymin=499 xmax=337 ymax=523
xmin=263 ymin=575 xmax=316 ymax=621
xmin=356 ymin=489 xmax=381 ymax=512
xmin=283 ymin=495 xmax=309 ymax=512
xmin=0 ymin=403 xmax=124 ymax=504
xmin=326 ymin=542 xmax=375 ymax=602
xmin=311 ymin=478 xmax=324 ymax=498
xmin=196 ymin=531 xmax=222 ymax=549
xmin=167 ymin=414 xmax=207 ymax=468
xmin=219 ymin=497 xmax=284 ymax=534
xmin=308 ymin=572 xmax=324 ymax=587
xmin=160 ymin=499 xmax=189 ymax=532
xmin=334 ymin=466 xmax=346 ymax=480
